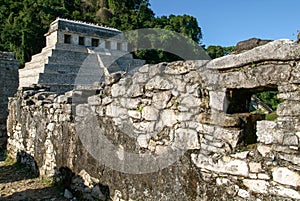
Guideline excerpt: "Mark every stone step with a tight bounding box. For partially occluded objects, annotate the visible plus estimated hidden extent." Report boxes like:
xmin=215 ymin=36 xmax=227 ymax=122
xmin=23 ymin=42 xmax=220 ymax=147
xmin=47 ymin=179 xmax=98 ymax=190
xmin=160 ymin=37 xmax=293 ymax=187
xmin=30 ymin=48 xmax=52 ymax=63
xmin=38 ymin=73 xmax=103 ymax=85
xmin=19 ymin=75 xmax=40 ymax=88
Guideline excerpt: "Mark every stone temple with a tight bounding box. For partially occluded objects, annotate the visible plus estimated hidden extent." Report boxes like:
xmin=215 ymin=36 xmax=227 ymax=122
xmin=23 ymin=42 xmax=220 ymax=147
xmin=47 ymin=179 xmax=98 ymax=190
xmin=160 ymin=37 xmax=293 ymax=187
xmin=19 ymin=18 xmax=144 ymax=93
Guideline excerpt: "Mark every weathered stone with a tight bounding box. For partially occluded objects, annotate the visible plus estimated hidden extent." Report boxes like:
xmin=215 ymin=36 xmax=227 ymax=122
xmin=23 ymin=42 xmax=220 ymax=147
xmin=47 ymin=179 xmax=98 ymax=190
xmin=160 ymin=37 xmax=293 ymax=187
xmin=145 ymin=76 xmax=173 ymax=91
xmin=257 ymin=173 xmax=270 ymax=180
xmin=137 ymin=134 xmax=149 ymax=148
xmin=152 ymin=91 xmax=171 ymax=109
xmin=180 ymin=94 xmax=201 ymax=108
xmin=243 ymin=179 xmax=269 ymax=194
xmin=207 ymin=39 xmax=300 ymax=70
xmin=160 ymin=110 xmax=177 ymax=127
xmin=257 ymin=121 xmax=284 ymax=144
xmin=191 ymin=154 xmax=249 ymax=177
xmin=278 ymin=153 xmax=300 ymax=165
xmin=272 ymin=167 xmax=300 ymax=187
xmin=128 ymin=110 xmax=141 ymax=119
xmin=174 ymin=128 xmax=200 ymax=149
xmin=209 ymin=91 xmax=228 ymax=111
xmin=237 ymin=189 xmax=250 ymax=198
xmin=127 ymin=84 xmax=144 ymax=98
xmin=197 ymin=113 xmax=241 ymax=127
xmin=106 ymin=103 xmax=127 ymax=118
xmin=277 ymin=101 xmax=300 ymax=116
xmin=249 ymin=162 xmax=262 ymax=173
xmin=88 ymin=95 xmax=102 ymax=105
xmin=257 ymin=144 xmax=272 ymax=157
xmin=164 ymin=61 xmax=197 ymax=75
xmin=269 ymin=185 xmax=300 ymax=200
xmin=142 ymin=106 xmax=159 ymax=121
xmin=111 ymin=84 xmax=126 ymax=97
xmin=283 ymin=134 xmax=298 ymax=146
xmin=231 ymin=151 xmax=249 ymax=159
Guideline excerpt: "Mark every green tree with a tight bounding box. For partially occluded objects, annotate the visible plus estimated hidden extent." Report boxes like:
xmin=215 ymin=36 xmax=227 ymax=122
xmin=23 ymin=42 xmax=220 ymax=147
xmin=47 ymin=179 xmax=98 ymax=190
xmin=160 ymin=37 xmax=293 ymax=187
xmin=206 ymin=45 xmax=235 ymax=59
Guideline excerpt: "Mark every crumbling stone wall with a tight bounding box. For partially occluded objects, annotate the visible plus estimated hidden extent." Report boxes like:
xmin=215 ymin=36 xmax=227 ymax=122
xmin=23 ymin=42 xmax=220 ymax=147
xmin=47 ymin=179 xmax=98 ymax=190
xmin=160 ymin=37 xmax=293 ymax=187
xmin=0 ymin=52 xmax=18 ymax=148
xmin=6 ymin=39 xmax=300 ymax=200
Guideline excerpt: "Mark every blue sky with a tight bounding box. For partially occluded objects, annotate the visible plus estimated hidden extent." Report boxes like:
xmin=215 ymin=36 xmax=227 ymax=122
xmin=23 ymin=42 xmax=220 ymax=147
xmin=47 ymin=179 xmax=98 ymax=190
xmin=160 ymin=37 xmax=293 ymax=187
xmin=149 ymin=0 xmax=300 ymax=47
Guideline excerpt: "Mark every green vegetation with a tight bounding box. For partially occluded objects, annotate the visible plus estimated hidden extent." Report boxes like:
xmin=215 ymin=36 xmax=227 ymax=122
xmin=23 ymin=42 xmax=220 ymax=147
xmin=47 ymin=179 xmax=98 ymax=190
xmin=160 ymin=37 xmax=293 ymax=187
xmin=0 ymin=0 xmax=203 ymax=66
xmin=256 ymin=90 xmax=283 ymax=110
xmin=205 ymin=45 xmax=235 ymax=59
xmin=251 ymin=90 xmax=283 ymax=121
xmin=4 ymin=155 xmax=15 ymax=165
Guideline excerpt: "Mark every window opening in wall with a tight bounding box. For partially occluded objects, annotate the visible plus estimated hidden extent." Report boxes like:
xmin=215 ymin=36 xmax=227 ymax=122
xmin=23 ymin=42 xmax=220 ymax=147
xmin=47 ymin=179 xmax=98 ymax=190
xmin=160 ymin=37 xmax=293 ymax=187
xmin=92 ymin=38 xmax=99 ymax=47
xmin=117 ymin=42 xmax=122 ymax=51
xmin=105 ymin=41 xmax=111 ymax=49
xmin=64 ymin=34 xmax=71 ymax=44
xmin=79 ymin=37 xmax=85 ymax=45
xmin=225 ymin=86 xmax=283 ymax=148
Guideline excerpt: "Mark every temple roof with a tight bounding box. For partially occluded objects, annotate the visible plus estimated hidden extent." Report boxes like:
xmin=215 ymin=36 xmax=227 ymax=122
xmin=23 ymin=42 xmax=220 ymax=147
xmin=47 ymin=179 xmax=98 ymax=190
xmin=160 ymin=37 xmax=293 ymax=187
xmin=46 ymin=18 xmax=123 ymax=39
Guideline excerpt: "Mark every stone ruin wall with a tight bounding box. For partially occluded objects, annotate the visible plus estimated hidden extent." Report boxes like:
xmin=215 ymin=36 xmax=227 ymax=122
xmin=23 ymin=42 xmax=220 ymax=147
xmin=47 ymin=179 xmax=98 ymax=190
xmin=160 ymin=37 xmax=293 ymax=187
xmin=0 ymin=52 xmax=18 ymax=148
xmin=6 ymin=39 xmax=300 ymax=200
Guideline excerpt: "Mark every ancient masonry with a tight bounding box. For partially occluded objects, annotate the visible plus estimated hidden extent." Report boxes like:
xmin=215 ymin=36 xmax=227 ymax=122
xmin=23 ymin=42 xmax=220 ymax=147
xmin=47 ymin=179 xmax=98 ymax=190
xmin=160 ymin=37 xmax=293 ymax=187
xmin=5 ymin=37 xmax=300 ymax=200
xmin=0 ymin=52 xmax=18 ymax=148
xmin=19 ymin=18 xmax=144 ymax=94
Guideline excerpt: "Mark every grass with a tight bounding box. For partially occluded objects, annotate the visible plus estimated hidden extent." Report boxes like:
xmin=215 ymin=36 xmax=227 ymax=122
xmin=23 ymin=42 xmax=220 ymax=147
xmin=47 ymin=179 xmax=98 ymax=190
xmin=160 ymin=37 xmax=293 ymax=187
xmin=4 ymin=155 xmax=15 ymax=165
xmin=265 ymin=112 xmax=278 ymax=121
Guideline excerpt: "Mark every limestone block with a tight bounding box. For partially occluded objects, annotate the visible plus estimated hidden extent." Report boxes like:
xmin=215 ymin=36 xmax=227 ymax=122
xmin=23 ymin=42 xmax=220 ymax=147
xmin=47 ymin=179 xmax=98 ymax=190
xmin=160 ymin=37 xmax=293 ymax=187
xmin=174 ymin=128 xmax=200 ymax=150
xmin=277 ymin=101 xmax=300 ymax=116
xmin=127 ymin=84 xmax=144 ymax=98
xmin=138 ymin=65 xmax=149 ymax=73
xmin=243 ymin=179 xmax=270 ymax=194
xmin=128 ymin=110 xmax=141 ymax=119
xmin=142 ymin=106 xmax=159 ymax=121
xmin=106 ymin=103 xmax=127 ymax=118
xmin=272 ymin=167 xmax=300 ymax=187
xmin=206 ymin=40 xmax=300 ymax=70
xmin=152 ymin=91 xmax=171 ymax=109
xmin=132 ymin=72 xmax=149 ymax=83
xmin=237 ymin=189 xmax=250 ymax=198
xmin=283 ymin=134 xmax=298 ymax=146
xmin=257 ymin=144 xmax=272 ymax=157
xmin=88 ymin=95 xmax=102 ymax=105
xmin=160 ymin=110 xmax=177 ymax=127
xmin=212 ymin=127 xmax=243 ymax=148
xmin=209 ymin=91 xmax=228 ymax=112
xmin=180 ymin=94 xmax=201 ymax=108
xmin=258 ymin=173 xmax=270 ymax=180
xmin=191 ymin=153 xmax=249 ymax=177
xmin=257 ymin=121 xmax=284 ymax=144
xmin=249 ymin=162 xmax=262 ymax=173
xmin=137 ymin=134 xmax=149 ymax=148
xmin=278 ymin=91 xmax=300 ymax=101
xmin=111 ymin=84 xmax=126 ymax=97
xmin=145 ymin=76 xmax=173 ymax=91
xmin=278 ymin=153 xmax=300 ymax=165
xmin=269 ymin=185 xmax=300 ymax=200
xmin=164 ymin=61 xmax=196 ymax=75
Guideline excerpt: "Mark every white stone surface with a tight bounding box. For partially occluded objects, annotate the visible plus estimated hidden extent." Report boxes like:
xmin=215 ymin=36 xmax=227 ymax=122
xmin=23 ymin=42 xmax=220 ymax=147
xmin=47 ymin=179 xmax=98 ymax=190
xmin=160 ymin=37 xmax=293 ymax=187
xmin=243 ymin=179 xmax=270 ymax=194
xmin=272 ymin=167 xmax=300 ymax=187
xmin=142 ymin=106 xmax=159 ymax=121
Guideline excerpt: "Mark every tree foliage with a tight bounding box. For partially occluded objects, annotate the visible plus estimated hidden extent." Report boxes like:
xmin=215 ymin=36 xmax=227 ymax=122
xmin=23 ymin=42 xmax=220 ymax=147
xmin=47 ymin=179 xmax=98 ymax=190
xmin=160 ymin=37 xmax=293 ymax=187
xmin=206 ymin=45 xmax=235 ymax=59
xmin=0 ymin=0 xmax=203 ymax=66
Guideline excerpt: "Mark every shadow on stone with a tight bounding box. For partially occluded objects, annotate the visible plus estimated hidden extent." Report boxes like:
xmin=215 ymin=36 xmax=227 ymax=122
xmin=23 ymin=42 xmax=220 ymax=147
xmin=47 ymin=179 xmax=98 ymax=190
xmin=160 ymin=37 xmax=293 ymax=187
xmin=0 ymin=186 xmax=68 ymax=201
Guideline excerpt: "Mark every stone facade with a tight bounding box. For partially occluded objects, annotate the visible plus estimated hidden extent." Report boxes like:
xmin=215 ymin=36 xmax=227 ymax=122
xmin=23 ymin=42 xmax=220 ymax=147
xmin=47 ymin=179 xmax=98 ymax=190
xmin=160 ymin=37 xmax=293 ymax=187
xmin=7 ymin=39 xmax=300 ymax=200
xmin=0 ymin=52 xmax=18 ymax=148
xmin=19 ymin=18 xmax=144 ymax=94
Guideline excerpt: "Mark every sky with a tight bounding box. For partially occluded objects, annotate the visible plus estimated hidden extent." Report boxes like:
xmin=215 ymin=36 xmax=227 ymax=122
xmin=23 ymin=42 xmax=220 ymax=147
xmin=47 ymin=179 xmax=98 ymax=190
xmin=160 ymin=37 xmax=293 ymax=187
xmin=149 ymin=0 xmax=300 ymax=47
